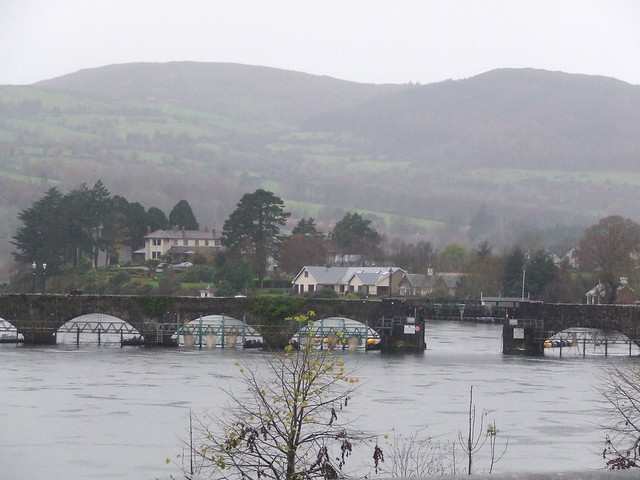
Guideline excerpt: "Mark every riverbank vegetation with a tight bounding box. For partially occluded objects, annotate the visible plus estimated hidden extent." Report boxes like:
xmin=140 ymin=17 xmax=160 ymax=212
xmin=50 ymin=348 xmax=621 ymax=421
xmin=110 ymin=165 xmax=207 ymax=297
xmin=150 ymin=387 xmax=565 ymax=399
xmin=7 ymin=180 xmax=640 ymax=305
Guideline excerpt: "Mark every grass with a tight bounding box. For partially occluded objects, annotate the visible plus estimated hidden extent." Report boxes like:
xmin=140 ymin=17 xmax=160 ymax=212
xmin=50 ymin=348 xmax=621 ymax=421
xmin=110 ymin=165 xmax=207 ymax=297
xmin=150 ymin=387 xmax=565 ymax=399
xmin=471 ymin=168 xmax=640 ymax=186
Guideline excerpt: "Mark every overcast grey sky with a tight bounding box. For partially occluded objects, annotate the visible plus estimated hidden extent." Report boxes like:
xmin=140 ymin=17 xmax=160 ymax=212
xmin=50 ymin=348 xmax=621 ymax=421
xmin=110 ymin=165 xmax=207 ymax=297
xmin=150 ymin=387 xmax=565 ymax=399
xmin=2 ymin=0 xmax=639 ymax=86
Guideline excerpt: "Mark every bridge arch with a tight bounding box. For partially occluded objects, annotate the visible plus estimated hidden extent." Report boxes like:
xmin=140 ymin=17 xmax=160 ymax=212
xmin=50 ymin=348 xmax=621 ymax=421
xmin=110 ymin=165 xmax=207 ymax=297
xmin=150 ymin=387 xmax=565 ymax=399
xmin=57 ymin=313 xmax=142 ymax=346
xmin=177 ymin=315 xmax=263 ymax=348
xmin=0 ymin=318 xmax=22 ymax=343
xmin=291 ymin=316 xmax=381 ymax=351
xmin=544 ymin=327 xmax=640 ymax=356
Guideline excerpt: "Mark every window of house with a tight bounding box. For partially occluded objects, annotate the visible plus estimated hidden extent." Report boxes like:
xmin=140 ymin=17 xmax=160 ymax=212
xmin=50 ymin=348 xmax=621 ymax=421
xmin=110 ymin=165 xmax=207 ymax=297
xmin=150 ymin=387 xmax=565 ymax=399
xmin=183 ymin=240 xmax=188 ymax=246
xmin=152 ymin=238 xmax=161 ymax=246
xmin=195 ymin=240 xmax=199 ymax=246
xmin=205 ymin=240 xmax=209 ymax=246
xmin=173 ymin=239 xmax=178 ymax=245
xmin=304 ymin=271 xmax=308 ymax=277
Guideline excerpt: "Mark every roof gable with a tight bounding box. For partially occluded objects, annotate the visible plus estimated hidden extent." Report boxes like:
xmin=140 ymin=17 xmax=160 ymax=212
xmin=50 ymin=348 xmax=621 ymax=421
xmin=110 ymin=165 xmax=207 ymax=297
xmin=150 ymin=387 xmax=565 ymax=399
xmin=145 ymin=229 xmax=218 ymax=240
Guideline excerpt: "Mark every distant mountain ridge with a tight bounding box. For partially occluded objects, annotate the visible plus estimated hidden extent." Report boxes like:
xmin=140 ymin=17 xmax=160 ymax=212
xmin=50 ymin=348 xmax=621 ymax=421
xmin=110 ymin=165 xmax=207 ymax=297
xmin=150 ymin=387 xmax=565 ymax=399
xmin=303 ymin=68 xmax=640 ymax=171
xmin=35 ymin=61 xmax=408 ymax=124
xmin=0 ymin=61 xmax=639 ymax=281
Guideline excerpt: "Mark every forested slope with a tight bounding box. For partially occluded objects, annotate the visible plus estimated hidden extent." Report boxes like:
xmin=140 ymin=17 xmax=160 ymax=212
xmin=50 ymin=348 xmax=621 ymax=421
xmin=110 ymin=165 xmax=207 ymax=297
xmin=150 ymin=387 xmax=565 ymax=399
xmin=0 ymin=62 xmax=639 ymax=281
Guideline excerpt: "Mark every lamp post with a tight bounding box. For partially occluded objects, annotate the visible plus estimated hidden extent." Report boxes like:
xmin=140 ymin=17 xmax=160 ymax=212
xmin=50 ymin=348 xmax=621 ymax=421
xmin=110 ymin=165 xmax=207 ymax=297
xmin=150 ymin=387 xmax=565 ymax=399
xmin=388 ymin=267 xmax=393 ymax=298
xmin=521 ymin=267 xmax=526 ymax=301
xmin=31 ymin=262 xmax=47 ymax=293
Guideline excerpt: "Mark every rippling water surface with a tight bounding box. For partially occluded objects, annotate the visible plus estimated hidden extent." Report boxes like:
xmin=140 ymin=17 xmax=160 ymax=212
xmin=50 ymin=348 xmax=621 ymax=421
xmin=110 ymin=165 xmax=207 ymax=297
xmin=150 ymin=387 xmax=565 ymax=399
xmin=2 ymin=320 xmax=638 ymax=479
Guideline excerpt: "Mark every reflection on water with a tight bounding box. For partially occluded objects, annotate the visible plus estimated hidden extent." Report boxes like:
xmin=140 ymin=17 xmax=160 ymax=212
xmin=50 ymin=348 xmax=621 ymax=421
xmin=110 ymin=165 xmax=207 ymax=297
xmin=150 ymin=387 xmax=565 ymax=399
xmin=1 ymin=320 xmax=638 ymax=479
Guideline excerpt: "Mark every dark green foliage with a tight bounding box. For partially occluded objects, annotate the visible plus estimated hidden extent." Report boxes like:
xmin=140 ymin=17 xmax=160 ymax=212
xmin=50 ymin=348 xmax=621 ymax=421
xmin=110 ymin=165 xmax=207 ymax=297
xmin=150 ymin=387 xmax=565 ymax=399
xmin=292 ymin=217 xmax=323 ymax=237
xmin=113 ymin=197 xmax=148 ymax=249
xmin=215 ymin=281 xmax=237 ymax=297
xmin=502 ymin=247 xmax=525 ymax=297
xmin=157 ymin=276 xmax=181 ymax=295
xmin=309 ymin=288 xmax=339 ymax=299
xmin=12 ymin=181 xmax=116 ymax=271
xmin=138 ymin=295 xmax=175 ymax=317
xmin=223 ymin=263 xmax=254 ymax=292
xmin=179 ymin=265 xmax=215 ymax=283
xmin=12 ymin=187 xmax=66 ymax=274
xmin=168 ymin=199 xmax=199 ymax=230
xmin=249 ymin=295 xmax=308 ymax=347
xmin=525 ymin=250 xmax=558 ymax=299
xmin=146 ymin=207 xmax=169 ymax=232
xmin=106 ymin=270 xmax=131 ymax=294
xmin=222 ymin=189 xmax=290 ymax=288
xmin=331 ymin=212 xmax=381 ymax=258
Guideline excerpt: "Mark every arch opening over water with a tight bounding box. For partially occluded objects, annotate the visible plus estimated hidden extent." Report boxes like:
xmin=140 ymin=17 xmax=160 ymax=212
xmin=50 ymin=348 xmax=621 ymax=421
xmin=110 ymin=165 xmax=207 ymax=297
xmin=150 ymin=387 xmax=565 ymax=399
xmin=0 ymin=318 xmax=22 ymax=343
xmin=545 ymin=327 xmax=640 ymax=356
xmin=176 ymin=315 xmax=263 ymax=349
xmin=57 ymin=313 xmax=142 ymax=346
xmin=291 ymin=316 xmax=381 ymax=351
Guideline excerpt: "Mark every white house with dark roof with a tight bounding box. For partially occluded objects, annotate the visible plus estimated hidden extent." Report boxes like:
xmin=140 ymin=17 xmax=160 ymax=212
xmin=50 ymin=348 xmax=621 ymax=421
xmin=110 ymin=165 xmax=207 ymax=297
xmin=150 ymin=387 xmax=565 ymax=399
xmin=144 ymin=228 xmax=221 ymax=262
xmin=292 ymin=266 xmax=405 ymax=296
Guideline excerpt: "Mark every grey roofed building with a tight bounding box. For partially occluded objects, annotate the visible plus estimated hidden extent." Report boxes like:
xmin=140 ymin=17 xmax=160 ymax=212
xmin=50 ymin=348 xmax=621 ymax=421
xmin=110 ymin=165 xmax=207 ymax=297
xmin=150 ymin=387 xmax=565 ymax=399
xmin=144 ymin=228 xmax=221 ymax=262
xmin=292 ymin=266 xmax=405 ymax=296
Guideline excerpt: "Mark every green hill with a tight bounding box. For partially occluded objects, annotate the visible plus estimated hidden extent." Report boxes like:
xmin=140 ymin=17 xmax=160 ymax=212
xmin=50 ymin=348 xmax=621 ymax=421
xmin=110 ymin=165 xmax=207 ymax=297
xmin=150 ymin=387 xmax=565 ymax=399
xmin=0 ymin=62 xmax=639 ymax=281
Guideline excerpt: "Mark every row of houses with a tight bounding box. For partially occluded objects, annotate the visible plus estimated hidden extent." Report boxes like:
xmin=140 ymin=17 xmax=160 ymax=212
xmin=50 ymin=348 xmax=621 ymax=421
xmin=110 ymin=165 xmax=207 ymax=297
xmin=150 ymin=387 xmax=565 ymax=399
xmin=291 ymin=265 xmax=464 ymax=297
xmin=138 ymin=229 xmax=637 ymax=303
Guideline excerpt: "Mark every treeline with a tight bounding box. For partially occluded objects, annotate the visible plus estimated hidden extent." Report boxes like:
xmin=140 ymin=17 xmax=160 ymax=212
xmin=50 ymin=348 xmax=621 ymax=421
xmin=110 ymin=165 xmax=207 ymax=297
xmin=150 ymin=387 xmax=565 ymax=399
xmin=10 ymin=181 xmax=640 ymax=305
xmin=11 ymin=180 xmax=198 ymax=274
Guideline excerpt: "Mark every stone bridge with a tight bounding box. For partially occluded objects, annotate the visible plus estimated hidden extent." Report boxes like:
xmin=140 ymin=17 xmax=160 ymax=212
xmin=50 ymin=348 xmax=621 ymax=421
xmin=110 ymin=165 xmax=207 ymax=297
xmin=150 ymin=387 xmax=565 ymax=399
xmin=3 ymin=295 xmax=640 ymax=353
xmin=0 ymin=294 xmax=415 ymax=346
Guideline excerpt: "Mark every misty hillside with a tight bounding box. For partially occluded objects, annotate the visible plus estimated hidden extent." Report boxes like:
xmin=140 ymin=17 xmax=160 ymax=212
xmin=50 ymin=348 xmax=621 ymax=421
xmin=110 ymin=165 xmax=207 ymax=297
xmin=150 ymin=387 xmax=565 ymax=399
xmin=303 ymin=68 xmax=640 ymax=171
xmin=1 ymin=62 xmax=640 ymax=280
xmin=36 ymin=62 xmax=407 ymax=124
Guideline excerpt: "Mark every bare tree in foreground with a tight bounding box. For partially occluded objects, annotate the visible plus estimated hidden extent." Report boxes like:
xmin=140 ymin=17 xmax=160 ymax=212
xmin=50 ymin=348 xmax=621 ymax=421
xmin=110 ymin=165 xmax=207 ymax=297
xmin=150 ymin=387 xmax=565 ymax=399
xmin=458 ymin=386 xmax=508 ymax=475
xmin=384 ymin=430 xmax=457 ymax=477
xmin=600 ymin=365 xmax=640 ymax=469
xmin=183 ymin=312 xmax=383 ymax=480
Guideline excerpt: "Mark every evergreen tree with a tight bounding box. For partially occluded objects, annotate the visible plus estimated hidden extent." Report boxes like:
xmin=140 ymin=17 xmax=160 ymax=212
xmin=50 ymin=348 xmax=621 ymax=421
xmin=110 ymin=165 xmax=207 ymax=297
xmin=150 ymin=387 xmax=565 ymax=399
xmin=292 ymin=217 xmax=323 ymax=237
xmin=525 ymin=249 xmax=558 ymax=299
xmin=502 ymin=246 xmax=526 ymax=297
xmin=330 ymin=212 xmax=381 ymax=258
xmin=222 ymin=189 xmax=290 ymax=288
xmin=168 ymin=199 xmax=199 ymax=230
xmin=11 ymin=187 xmax=66 ymax=273
xmin=146 ymin=206 xmax=169 ymax=232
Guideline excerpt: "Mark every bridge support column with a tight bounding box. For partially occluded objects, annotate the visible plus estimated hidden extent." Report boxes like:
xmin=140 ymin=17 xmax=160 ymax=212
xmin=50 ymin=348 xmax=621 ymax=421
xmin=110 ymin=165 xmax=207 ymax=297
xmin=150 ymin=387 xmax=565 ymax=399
xmin=22 ymin=330 xmax=57 ymax=345
xmin=502 ymin=319 xmax=545 ymax=355
xmin=376 ymin=316 xmax=426 ymax=353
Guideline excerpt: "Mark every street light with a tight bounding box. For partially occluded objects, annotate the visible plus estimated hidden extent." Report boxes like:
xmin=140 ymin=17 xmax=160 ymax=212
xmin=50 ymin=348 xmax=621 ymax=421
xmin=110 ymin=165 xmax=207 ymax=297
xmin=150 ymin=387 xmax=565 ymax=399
xmin=388 ymin=267 xmax=393 ymax=298
xmin=32 ymin=261 xmax=36 ymax=294
xmin=31 ymin=262 xmax=47 ymax=293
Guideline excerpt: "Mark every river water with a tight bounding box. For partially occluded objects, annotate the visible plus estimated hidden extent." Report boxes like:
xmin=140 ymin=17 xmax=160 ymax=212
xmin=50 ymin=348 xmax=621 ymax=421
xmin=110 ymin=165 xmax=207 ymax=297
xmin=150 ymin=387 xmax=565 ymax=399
xmin=1 ymin=320 xmax=638 ymax=479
